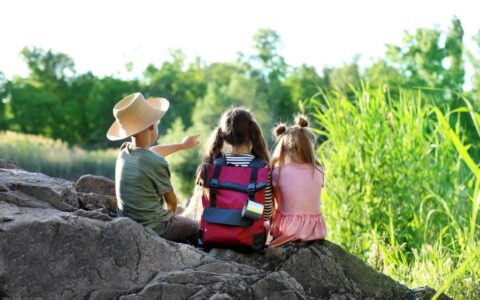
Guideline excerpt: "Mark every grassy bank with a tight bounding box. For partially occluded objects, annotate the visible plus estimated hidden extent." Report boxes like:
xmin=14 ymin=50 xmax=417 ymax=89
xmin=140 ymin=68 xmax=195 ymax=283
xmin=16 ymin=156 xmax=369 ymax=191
xmin=0 ymin=131 xmax=116 ymax=181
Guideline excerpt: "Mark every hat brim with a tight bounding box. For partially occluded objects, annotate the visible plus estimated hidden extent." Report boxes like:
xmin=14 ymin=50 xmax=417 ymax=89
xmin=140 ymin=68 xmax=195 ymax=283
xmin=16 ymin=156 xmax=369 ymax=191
xmin=106 ymin=97 xmax=170 ymax=141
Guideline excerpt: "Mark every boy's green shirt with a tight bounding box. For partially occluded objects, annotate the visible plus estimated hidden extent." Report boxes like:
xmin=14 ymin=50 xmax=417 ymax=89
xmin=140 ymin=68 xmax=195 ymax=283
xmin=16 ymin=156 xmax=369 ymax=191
xmin=115 ymin=142 xmax=174 ymax=235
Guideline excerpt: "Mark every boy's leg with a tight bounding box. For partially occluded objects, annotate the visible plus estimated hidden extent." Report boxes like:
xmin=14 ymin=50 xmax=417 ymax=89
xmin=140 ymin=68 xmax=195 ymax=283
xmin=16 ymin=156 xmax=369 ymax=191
xmin=160 ymin=216 xmax=199 ymax=245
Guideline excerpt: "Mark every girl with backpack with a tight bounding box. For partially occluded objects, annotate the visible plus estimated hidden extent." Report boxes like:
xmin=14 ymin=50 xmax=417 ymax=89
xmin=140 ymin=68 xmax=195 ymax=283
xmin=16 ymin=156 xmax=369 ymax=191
xmin=269 ymin=115 xmax=327 ymax=247
xmin=196 ymin=107 xmax=272 ymax=250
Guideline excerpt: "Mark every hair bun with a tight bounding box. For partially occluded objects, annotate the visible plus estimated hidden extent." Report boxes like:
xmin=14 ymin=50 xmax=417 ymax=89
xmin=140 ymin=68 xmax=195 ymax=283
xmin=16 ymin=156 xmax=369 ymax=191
xmin=273 ymin=123 xmax=287 ymax=138
xmin=295 ymin=115 xmax=309 ymax=127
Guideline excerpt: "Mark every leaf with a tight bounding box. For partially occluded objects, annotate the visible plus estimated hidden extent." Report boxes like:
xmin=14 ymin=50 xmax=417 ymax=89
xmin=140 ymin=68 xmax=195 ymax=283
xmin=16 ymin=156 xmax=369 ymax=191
xmin=461 ymin=97 xmax=480 ymax=138
xmin=434 ymin=107 xmax=480 ymax=179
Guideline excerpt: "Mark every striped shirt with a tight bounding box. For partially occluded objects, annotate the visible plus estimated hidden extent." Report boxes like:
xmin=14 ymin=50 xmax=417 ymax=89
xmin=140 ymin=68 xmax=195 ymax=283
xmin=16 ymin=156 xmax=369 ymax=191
xmin=224 ymin=153 xmax=273 ymax=220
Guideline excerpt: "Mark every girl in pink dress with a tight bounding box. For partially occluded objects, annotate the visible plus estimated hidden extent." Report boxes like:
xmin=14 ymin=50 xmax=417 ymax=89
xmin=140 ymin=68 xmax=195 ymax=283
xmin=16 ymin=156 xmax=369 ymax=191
xmin=269 ymin=115 xmax=327 ymax=247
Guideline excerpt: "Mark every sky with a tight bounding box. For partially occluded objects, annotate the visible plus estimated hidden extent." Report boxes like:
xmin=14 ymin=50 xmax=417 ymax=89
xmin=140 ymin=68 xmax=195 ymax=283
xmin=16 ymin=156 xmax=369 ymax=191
xmin=1 ymin=0 xmax=479 ymax=80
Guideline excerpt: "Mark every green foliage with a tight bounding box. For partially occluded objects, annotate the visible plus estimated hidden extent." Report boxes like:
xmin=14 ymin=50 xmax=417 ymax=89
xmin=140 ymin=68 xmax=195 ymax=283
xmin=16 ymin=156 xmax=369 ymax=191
xmin=313 ymin=87 xmax=479 ymax=298
xmin=385 ymin=17 xmax=465 ymax=105
xmin=467 ymin=30 xmax=480 ymax=109
xmin=192 ymin=70 xmax=272 ymax=141
xmin=371 ymin=105 xmax=480 ymax=300
xmin=20 ymin=46 xmax=75 ymax=91
xmin=144 ymin=50 xmax=207 ymax=128
xmin=84 ymin=76 xmax=140 ymax=147
xmin=285 ymin=64 xmax=326 ymax=104
xmin=364 ymin=59 xmax=405 ymax=93
xmin=324 ymin=60 xmax=362 ymax=97
xmin=157 ymin=118 xmax=201 ymax=203
xmin=242 ymin=28 xmax=296 ymax=122
xmin=0 ymin=71 xmax=8 ymax=129
xmin=6 ymin=47 xmax=142 ymax=147
xmin=314 ymin=88 xmax=461 ymax=252
xmin=9 ymin=83 xmax=62 ymax=136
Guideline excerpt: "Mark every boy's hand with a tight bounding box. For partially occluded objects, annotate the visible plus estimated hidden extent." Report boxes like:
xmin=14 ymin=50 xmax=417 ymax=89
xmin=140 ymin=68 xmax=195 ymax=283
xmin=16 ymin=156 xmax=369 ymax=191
xmin=182 ymin=134 xmax=200 ymax=150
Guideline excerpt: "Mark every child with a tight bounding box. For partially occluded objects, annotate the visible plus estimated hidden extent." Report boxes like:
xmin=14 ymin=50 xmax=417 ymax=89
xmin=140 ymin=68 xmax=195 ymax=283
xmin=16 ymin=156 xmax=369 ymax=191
xmin=196 ymin=107 xmax=273 ymax=249
xmin=106 ymin=92 xmax=199 ymax=244
xmin=269 ymin=115 xmax=327 ymax=247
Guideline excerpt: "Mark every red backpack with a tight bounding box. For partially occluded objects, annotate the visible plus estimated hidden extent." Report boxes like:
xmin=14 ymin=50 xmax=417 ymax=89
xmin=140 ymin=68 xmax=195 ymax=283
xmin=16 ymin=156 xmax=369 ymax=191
xmin=199 ymin=156 xmax=269 ymax=250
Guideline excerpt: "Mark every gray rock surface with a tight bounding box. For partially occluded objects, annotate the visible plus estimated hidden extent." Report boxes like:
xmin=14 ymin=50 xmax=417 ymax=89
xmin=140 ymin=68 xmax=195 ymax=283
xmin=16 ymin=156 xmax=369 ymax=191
xmin=76 ymin=174 xmax=116 ymax=197
xmin=0 ymin=160 xmax=21 ymax=170
xmin=0 ymin=165 xmax=451 ymax=299
xmin=0 ymin=168 xmax=78 ymax=211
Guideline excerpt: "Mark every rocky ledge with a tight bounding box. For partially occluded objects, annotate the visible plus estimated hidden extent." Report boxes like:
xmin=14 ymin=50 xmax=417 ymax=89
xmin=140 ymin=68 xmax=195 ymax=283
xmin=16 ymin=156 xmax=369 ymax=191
xmin=0 ymin=161 xmax=450 ymax=299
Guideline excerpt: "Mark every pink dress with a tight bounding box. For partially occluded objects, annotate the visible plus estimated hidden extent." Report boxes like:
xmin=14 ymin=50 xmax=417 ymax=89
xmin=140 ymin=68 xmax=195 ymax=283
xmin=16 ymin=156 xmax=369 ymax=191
xmin=269 ymin=163 xmax=327 ymax=247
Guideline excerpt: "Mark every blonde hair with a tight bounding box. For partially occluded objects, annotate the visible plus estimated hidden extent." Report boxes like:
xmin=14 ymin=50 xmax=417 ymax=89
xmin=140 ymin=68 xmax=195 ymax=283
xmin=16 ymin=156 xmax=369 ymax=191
xmin=271 ymin=114 xmax=320 ymax=171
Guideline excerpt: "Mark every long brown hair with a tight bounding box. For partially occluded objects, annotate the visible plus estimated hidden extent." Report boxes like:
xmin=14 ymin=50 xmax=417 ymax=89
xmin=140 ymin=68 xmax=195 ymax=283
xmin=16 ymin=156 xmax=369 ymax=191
xmin=271 ymin=114 xmax=321 ymax=170
xmin=203 ymin=107 xmax=270 ymax=163
xmin=196 ymin=107 xmax=270 ymax=185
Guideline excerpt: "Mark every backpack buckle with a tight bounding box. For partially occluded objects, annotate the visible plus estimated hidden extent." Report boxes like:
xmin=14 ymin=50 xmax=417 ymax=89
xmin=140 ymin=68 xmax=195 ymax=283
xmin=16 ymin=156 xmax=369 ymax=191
xmin=247 ymin=183 xmax=256 ymax=194
xmin=210 ymin=178 xmax=219 ymax=188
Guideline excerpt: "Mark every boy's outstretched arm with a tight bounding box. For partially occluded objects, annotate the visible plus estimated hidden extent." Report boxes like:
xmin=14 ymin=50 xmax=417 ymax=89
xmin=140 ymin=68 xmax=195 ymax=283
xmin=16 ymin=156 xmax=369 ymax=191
xmin=150 ymin=134 xmax=200 ymax=157
xmin=164 ymin=191 xmax=178 ymax=214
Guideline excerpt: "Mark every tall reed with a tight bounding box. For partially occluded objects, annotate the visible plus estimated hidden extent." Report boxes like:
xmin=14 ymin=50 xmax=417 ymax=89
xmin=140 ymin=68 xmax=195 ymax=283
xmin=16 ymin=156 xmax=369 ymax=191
xmin=312 ymin=87 xmax=478 ymax=298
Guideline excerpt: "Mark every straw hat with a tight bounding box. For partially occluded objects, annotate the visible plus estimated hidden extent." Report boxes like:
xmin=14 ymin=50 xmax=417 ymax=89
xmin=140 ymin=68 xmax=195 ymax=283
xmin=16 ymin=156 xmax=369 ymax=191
xmin=106 ymin=92 xmax=169 ymax=141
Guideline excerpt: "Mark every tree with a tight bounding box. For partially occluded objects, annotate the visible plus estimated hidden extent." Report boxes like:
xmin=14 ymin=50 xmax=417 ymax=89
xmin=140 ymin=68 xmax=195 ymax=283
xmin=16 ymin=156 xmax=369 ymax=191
xmin=241 ymin=29 xmax=295 ymax=123
xmin=385 ymin=17 xmax=465 ymax=105
xmin=324 ymin=60 xmax=362 ymax=98
xmin=284 ymin=64 xmax=325 ymax=103
xmin=143 ymin=50 xmax=207 ymax=129
xmin=365 ymin=59 xmax=406 ymax=89
xmin=192 ymin=72 xmax=270 ymax=136
xmin=17 ymin=47 xmax=80 ymax=143
xmin=63 ymin=72 xmax=97 ymax=145
xmin=251 ymin=29 xmax=288 ymax=82
xmin=0 ymin=71 xmax=7 ymax=129
xmin=467 ymin=30 xmax=480 ymax=108
xmin=20 ymin=46 xmax=75 ymax=94
xmin=444 ymin=17 xmax=465 ymax=93
xmin=8 ymin=81 xmax=62 ymax=136
xmin=85 ymin=76 xmax=141 ymax=147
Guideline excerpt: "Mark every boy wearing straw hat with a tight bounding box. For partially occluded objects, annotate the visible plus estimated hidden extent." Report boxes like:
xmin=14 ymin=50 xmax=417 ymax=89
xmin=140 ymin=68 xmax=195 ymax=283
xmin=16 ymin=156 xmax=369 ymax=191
xmin=107 ymin=92 xmax=199 ymax=244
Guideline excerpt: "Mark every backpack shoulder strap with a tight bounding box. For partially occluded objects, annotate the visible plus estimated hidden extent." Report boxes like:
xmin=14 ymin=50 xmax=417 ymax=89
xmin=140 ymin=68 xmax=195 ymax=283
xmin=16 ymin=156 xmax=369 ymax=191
xmin=209 ymin=155 xmax=226 ymax=208
xmin=248 ymin=158 xmax=268 ymax=168
xmin=212 ymin=155 xmax=227 ymax=166
xmin=247 ymin=158 xmax=268 ymax=200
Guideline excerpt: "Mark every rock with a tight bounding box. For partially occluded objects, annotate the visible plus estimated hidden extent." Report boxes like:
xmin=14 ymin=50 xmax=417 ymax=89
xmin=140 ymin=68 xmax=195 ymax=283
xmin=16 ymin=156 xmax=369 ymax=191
xmin=75 ymin=175 xmax=117 ymax=213
xmin=412 ymin=286 xmax=452 ymax=300
xmin=252 ymin=271 xmax=306 ymax=299
xmin=0 ymin=165 xmax=452 ymax=299
xmin=0 ymin=201 xmax=214 ymax=299
xmin=0 ymin=160 xmax=21 ymax=170
xmin=0 ymin=168 xmax=78 ymax=211
xmin=208 ymin=241 xmax=412 ymax=299
xmin=77 ymin=192 xmax=117 ymax=213
xmin=73 ymin=208 xmax=113 ymax=221
xmin=75 ymin=174 xmax=115 ymax=196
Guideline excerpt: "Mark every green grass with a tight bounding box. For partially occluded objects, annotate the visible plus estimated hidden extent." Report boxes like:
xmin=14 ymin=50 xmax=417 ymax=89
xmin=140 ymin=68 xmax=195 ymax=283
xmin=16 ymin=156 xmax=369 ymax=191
xmin=0 ymin=131 xmax=116 ymax=181
xmin=312 ymin=87 xmax=479 ymax=299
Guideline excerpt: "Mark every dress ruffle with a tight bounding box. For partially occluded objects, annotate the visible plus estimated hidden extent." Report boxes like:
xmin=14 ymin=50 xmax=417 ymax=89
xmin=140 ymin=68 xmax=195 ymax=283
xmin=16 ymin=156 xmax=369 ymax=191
xmin=269 ymin=211 xmax=327 ymax=247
